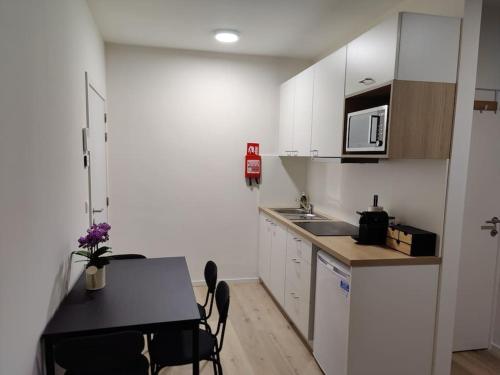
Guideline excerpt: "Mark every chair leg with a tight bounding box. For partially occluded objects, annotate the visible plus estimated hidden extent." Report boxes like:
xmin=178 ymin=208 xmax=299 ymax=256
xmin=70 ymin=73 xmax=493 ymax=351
xmin=212 ymin=358 xmax=218 ymax=375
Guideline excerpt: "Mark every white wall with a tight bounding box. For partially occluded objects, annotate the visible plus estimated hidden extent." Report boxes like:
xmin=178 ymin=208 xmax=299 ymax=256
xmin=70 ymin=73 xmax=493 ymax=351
xmin=105 ymin=44 xmax=309 ymax=281
xmin=0 ymin=1 xmax=105 ymax=374
xmin=434 ymin=0 xmax=483 ymax=373
xmin=307 ymin=159 xmax=448 ymax=248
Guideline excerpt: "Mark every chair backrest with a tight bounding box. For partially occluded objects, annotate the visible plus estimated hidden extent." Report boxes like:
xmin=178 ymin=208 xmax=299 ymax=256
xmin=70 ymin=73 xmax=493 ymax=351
xmin=204 ymin=260 xmax=218 ymax=293
xmin=202 ymin=261 xmax=218 ymax=318
xmin=109 ymin=254 xmax=146 ymax=260
xmin=54 ymin=331 xmax=145 ymax=371
xmin=214 ymin=281 xmax=230 ymax=350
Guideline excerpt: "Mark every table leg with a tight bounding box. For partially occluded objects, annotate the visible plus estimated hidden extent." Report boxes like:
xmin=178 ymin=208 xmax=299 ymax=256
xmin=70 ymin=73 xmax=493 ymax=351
xmin=44 ymin=337 xmax=55 ymax=375
xmin=193 ymin=322 xmax=199 ymax=375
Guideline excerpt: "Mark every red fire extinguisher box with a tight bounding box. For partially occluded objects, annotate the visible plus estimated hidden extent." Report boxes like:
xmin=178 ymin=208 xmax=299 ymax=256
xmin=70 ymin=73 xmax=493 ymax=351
xmin=245 ymin=143 xmax=261 ymax=186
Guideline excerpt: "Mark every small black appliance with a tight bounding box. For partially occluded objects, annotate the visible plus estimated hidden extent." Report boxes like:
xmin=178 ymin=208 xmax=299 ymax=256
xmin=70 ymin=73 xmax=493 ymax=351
xmin=352 ymin=195 xmax=389 ymax=245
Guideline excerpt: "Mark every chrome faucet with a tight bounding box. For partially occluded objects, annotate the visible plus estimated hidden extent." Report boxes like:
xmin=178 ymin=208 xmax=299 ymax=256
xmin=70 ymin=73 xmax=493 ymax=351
xmin=299 ymin=193 xmax=313 ymax=214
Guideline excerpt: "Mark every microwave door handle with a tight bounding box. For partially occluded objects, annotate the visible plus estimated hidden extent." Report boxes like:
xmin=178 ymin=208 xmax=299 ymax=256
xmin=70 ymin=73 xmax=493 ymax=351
xmin=368 ymin=115 xmax=381 ymax=144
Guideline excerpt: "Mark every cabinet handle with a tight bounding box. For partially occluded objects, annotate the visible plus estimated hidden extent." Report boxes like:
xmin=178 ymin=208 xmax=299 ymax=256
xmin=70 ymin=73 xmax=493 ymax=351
xmin=359 ymin=77 xmax=375 ymax=85
xmin=294 ymin=295 xmax=300 ymax=299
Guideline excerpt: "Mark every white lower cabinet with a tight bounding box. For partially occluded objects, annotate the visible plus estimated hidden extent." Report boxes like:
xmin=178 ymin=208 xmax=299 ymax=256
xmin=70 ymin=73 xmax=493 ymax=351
xmin=258 ymin=212 xmax=287 ymax=306
xmin=258 ymin=214 xmax=273 ymax=286
xmin=269 ymin=222 xmax=287 ymax=306
xmin=258 ymin=213 xmax=313 ymax=339
xmin=284 ymin=231 xmax=312 ymax=339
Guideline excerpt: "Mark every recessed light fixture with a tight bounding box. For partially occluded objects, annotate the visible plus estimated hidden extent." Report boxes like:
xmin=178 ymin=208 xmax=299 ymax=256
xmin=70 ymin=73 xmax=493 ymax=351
xmin=214 ymin=29 xmax=240 ymax=43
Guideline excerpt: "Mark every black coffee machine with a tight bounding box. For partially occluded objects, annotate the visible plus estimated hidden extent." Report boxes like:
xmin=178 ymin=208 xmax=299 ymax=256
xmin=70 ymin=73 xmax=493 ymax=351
xmin=352 ymin=195 xmax=389 ymax=245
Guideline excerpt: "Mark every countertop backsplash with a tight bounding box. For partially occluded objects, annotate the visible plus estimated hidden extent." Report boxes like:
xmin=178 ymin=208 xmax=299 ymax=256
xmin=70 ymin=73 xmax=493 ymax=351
xmin=306 ymin=158 xmax=449 ymax=255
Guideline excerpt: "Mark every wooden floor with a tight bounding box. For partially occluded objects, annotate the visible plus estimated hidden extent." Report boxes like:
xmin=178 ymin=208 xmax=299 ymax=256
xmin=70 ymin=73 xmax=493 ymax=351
xmin=156 ymin=282 xmax=322 ymax=374
xmin=452 ymin=347 xmax=500 ymax=375
xmin=152 ymin=281 xmax=500 ymax=375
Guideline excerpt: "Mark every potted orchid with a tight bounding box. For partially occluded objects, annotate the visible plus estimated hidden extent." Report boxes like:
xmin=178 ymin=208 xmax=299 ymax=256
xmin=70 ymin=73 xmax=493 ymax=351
xmin=73 ymin=222 xmax=112 ymax=290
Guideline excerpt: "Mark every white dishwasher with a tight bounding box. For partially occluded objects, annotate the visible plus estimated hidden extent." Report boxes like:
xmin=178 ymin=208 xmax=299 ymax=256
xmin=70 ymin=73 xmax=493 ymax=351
xmin=313 ymin=251 xmax=351 ymax=375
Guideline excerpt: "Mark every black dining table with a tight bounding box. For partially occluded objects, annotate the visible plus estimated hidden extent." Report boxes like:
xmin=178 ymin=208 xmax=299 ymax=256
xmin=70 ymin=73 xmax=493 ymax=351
xmin=41 ymin=256 xmax=201 ymax=374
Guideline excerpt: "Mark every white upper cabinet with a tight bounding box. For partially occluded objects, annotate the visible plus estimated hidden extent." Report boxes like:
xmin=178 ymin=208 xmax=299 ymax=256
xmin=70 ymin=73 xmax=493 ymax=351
xmin=311 ymin=47 xmax=347 ymax=157
xmin=397 ymin=13 xmax=460 ymax=83
xmin=278 ymin=67 xmax=314 ymax=157
xmin=345 ymin=15 xmax=399 ymax=96
xmin=278 ymin=78 xmax=295 ymax=156
xmin=346 ymin=13 xmax=461 ymax=96
xmin=292 ymin=67 xmax=314 ymax=156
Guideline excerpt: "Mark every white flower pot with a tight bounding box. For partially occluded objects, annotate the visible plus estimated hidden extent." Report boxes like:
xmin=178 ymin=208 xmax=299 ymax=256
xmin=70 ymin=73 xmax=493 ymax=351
xmin=85 ymin=265 xmax=106 ymax=290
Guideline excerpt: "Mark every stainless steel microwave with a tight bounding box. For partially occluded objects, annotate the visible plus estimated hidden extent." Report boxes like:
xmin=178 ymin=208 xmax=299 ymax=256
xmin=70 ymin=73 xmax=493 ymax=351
xmin=345 ymin=105 xmax=388 ymax=153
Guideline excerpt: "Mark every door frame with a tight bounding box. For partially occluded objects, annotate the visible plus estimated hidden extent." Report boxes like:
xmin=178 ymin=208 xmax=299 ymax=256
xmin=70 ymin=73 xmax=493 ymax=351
xmin=85 ymin=71 xmax=109 ymax=226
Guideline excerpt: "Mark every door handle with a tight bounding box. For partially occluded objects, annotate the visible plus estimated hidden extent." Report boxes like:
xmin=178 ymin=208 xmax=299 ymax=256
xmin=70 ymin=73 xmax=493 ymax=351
xmin=486 ymin=217 xmax=500 ymax=224
xmin=359 ymin=77 xmax=376 ymax=85
xmin=482 ymin=216 xmax=500 ymax=237
xmin=92 ymin=208 xmax=104 ymax=213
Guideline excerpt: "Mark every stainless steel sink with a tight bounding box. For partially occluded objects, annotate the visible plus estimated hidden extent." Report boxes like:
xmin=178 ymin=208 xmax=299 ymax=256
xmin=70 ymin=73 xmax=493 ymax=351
xmin=283 ymin=213 xmax=330 ymax=221
xmin=272 ymin=208 xmax=308 ymax=214
xmin=271 ymin=208 xmax=330 ymax=221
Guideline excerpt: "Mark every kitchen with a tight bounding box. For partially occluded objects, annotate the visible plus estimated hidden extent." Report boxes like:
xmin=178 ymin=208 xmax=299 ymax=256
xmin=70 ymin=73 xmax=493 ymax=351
xmin=1 ymin=0 xmax=500 ymax=375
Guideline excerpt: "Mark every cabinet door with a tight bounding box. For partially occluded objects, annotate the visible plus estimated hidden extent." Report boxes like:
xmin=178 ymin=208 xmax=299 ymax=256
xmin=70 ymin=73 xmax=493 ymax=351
xmin=258 ymin=214 xmax=272 ymax=286
xmin=285 ymin=232 xmax=313 ymax=339
xmin=345 ymin=15 xmax=399 ymax=96
xmin=293 ymin=67 xmax=314 ymax=156
xmin=269 ymin=222 xmax=287 ymax=306
xmin=278 ymin=78 xmax=295 ymax=156
xmin=311 ymin=47 xmax=347 ymax=157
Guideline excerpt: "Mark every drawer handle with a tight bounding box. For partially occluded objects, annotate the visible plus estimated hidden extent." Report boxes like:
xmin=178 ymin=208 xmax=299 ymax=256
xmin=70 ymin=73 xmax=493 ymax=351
xmin=359 ymin=77 xmax=375 ymax=85
xmin=294 ymin=295 xmax=300 ymax=300
xmin=292 ymin=258 xmax=301 ymax=264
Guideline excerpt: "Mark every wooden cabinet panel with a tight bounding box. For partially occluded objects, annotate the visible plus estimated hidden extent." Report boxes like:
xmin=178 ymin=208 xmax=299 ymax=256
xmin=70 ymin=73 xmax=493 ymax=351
xmin=389 ymin=80 xmax=456 ymax=159
xmin=311 ymin=47 xmax=346 ymax=157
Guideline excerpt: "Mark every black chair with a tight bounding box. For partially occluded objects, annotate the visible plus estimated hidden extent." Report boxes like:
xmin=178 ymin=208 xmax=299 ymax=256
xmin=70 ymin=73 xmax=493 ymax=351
xmin=54 ymin=331 xmax=149 ymax=375
xmin=150 ymin=281 xmax=230 ymax=375
xmin=198 ymin=260 xmax=218 ymax=330
xmin=106 ymin=254 xmax=147 ymax=260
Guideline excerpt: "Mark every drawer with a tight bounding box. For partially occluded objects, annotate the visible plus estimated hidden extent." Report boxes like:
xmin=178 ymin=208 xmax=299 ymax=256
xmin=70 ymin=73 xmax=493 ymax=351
xmin=387 ymin=227 xmax=399 ymax=240
xmin=287 ymin=231 xmax=312 ymax=264
xmin=399 ymin=231 xmax=413 ymax=244
xmin=387 ymin=227 xmax=413 ymax=244
xmin=386 ymin=237 xmax=412 ymax=255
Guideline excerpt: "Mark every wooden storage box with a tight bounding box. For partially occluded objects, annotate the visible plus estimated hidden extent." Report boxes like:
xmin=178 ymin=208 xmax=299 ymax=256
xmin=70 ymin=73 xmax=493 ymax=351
xmin=386 ymin=224 xmax=436 ymax=256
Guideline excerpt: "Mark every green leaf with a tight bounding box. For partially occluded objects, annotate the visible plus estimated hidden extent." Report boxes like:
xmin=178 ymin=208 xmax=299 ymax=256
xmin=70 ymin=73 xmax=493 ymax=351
xmin=94 ymin=247 xmax=112 ymax=258
xmin=72 ymin=250 xmax=91 ymax=258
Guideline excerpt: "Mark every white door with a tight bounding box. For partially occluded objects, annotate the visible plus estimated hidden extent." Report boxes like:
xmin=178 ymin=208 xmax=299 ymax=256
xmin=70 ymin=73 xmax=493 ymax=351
xmin=453 ymin=109 xmax=500 ymax=351
xmin=86 ymin=75 xmax=108 ymax=225
xmin=293 ymin=67 xmax=314 ymax=156
xmin=311 ymin=47 xmax=346 ymax=157
xmin=278 ymin=79 xmax=295 ymax=156
xmin=345 ymin=14 xmax=399 ymax=96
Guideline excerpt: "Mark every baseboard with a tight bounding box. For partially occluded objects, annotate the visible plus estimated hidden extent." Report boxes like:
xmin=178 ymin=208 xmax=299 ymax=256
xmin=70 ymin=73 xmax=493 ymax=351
xmin=490 ymin=341 xmax=500 ymax=352
xmin=191 ymin=277 xmax=259 ymax=286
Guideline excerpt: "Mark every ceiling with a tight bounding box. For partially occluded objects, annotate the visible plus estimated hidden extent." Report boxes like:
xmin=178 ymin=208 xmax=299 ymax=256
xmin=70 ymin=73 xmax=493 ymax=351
xmin=87 ymin=0 xmax=407 ymax=59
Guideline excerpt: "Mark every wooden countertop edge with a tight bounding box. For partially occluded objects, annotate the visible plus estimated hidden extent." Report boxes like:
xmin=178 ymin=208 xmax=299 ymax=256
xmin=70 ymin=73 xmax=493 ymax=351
xmin=259 ymin=207 xmax=442 ymax=267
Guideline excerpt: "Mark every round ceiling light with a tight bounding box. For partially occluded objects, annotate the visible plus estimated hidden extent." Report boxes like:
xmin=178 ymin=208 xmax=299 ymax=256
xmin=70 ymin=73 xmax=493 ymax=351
xmin=214 ymin=30 xmax=240 ymax=43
